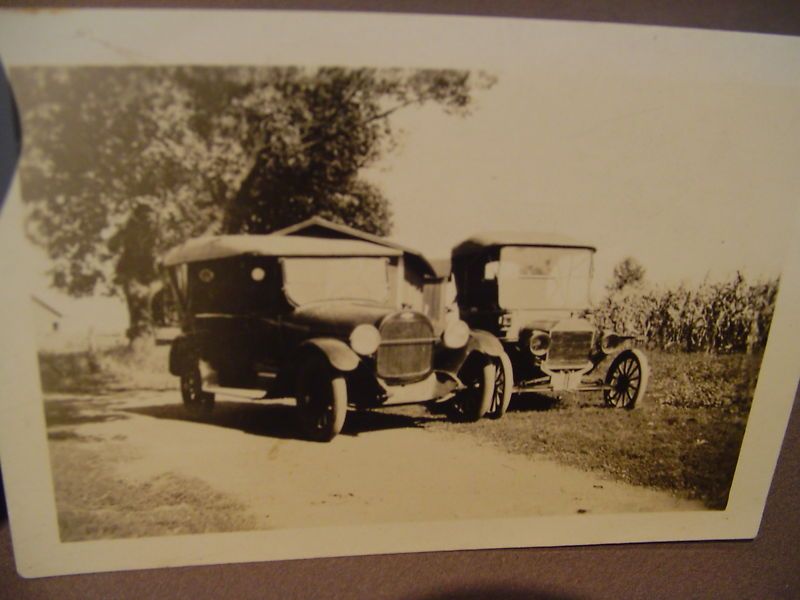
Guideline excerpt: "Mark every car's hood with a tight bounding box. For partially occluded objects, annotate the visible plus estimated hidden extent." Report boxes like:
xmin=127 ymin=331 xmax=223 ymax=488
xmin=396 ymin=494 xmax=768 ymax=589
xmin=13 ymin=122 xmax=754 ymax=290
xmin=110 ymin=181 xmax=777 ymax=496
xmin=514 ymin=313 xmax=595 ymax=333
xmin=286 ymin=302 xmax=396 ymax=336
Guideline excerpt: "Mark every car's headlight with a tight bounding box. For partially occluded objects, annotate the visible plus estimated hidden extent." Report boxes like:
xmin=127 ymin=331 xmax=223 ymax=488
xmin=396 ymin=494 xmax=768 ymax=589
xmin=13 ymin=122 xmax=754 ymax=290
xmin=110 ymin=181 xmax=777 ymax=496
xmin=349 ymin=324 xmax=381 ymax=356
xmin=443 ymin=319 xmax=470 ymax=349
xmin=529 ymin=330 xmax=550 ymax=357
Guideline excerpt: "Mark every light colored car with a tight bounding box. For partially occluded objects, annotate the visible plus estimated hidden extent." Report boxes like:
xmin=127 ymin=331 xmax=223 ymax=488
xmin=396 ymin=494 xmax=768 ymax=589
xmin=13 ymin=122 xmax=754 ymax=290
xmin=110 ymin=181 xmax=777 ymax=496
xmin=451 ymin=233 xmax=649 ymax=410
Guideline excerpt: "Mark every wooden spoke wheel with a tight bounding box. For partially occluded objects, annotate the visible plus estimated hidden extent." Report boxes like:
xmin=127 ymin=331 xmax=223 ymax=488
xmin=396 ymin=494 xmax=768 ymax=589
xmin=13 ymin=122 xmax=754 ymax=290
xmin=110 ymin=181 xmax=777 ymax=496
xmin=603 ymin=349 xmax=650 ymax=409
xmin=487 ymin=353 xmax=514 ymax=419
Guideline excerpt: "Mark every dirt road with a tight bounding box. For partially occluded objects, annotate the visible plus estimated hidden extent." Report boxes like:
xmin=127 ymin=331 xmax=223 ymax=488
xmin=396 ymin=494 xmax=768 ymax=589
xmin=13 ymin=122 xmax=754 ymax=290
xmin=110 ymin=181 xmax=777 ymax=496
xmin=44 ymin=388 xmax=703 ymax=540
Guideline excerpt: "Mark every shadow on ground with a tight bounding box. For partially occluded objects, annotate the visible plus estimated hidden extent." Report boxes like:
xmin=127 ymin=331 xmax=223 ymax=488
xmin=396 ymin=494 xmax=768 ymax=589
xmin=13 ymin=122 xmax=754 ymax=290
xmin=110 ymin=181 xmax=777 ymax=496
xmin=44 ymin=397 xmax=129 ymax=427
xmin=342 ymin=408 xmax=435 ymax=436
xmin=508 ymin=393 xmax=564 ymax=413
xmin=509 ymin=391 xmax=616 ymax=413
xmin=47 ymin=430 xmax=107 ymax=442
xmin=125 ymin=400 xmax=438 ymax=441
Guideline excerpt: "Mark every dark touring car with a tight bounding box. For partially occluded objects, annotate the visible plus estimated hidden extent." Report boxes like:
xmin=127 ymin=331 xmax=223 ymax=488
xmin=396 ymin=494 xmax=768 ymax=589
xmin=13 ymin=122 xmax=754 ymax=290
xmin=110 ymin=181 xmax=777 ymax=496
xmin=451 ymin=233 xmax=649 ymax=409
xmin=161 ymin=235 xmax=510 ymax=441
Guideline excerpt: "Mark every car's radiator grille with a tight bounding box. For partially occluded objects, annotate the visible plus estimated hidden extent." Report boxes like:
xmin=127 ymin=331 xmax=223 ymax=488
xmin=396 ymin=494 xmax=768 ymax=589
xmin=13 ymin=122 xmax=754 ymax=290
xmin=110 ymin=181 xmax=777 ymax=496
xmin=547 ymin=330 xmax=594 ymax=366
xmin=376 ymin=313 xmax=435 ymax=381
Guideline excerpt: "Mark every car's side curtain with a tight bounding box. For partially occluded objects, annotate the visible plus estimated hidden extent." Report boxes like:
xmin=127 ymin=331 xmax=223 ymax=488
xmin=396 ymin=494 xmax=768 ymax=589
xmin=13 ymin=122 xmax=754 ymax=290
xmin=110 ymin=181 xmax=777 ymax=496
xmin=188 ymin=257 xmax=274 ymax=315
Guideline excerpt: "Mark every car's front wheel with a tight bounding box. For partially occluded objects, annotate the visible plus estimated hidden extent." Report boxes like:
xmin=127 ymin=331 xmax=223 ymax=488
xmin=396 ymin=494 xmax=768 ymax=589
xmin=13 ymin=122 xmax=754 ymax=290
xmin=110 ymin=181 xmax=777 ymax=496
xmin=486 ymin=353 xmax=514 ymax=419
xmin=180 ymin=363 xmax=215 ymax=417
xmin=295 ymin=356 xmax=348 ymax=442
xmin=603 ymin=349 xmax=650 ymax=409
xmin=450 ymin=356 xmax=495 ymax=422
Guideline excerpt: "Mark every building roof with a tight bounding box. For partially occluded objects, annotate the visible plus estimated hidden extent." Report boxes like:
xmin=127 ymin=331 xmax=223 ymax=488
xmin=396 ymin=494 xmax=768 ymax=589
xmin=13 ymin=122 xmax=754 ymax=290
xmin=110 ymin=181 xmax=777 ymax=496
xmin=163 ymin=235 xmax=401 ymax=266
xmin=427 ymin=258 xmax=452 ymax=279
xmin=272 ymin=217 xmax=436 ymax=277
xmin=452 ymin=232 xmax=597 ymax=258
xmin=31 ymin=295 xmax=63 ymax=318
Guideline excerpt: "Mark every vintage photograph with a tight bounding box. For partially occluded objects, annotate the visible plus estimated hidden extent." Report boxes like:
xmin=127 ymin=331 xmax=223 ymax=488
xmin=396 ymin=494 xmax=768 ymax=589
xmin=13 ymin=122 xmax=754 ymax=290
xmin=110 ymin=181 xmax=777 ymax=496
xmin=0 ymin=9 xmax=798 ymax=576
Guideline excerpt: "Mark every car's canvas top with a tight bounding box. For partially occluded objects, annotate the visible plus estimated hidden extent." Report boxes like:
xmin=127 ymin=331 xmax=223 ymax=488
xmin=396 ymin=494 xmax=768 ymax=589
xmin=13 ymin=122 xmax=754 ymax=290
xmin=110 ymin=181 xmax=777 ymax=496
xmin=451 ymin=232 xmax=596 ymax=258
xmin=163 ymin=235 xmax=403 ymax=266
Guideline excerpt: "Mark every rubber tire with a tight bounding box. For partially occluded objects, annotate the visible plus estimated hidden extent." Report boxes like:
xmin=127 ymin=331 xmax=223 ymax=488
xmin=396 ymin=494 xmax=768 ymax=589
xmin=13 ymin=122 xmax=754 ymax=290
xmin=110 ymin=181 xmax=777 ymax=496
xmin=180 ymin=364 xmax=215 ymax=417
xmin=295 ymin=356 xmax=348 ymax=442
xmin=451 ymin=358 xmax=496 ymax=422
xmin=487 ymin=353 xmax=514 ymax=419
xmin=603 ymin=349 xmax=650 ymax=410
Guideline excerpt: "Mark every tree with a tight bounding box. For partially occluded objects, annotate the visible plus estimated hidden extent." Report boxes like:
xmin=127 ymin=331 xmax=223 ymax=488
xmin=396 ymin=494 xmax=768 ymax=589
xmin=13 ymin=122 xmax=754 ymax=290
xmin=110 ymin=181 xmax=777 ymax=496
xmin=14 ymin=67 xmax=221 ymax=340
xmin=608 ymin=257 xmax=646 ymax=292
xmin=12 ymin=66 xmax=493 ymax=341
xmin=225 ymin=68 xmax=488 ymax=235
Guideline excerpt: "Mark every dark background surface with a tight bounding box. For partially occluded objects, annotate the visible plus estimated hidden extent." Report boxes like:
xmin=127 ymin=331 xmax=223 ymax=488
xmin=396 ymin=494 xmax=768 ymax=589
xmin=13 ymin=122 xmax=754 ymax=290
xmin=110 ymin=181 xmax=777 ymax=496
xmin=0 ymin=1 xmax=799 ymax=598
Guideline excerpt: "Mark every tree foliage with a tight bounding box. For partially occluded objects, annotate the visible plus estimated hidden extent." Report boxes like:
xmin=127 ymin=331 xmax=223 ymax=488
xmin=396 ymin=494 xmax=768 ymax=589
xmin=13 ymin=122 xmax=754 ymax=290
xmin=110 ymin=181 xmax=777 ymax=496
xmin=608 ymin=256 xmax=646 ymax=292
xmin=12 ymin=66 xmax=493 ymax=339
xmin=226 ymin=68 xmax=483 ymax=235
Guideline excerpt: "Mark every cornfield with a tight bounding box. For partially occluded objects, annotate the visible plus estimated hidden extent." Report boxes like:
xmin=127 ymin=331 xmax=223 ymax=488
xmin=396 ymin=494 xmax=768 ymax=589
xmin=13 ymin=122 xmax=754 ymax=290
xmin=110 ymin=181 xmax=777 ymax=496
xmin=593 ymin=273 xmax=779 ymax=353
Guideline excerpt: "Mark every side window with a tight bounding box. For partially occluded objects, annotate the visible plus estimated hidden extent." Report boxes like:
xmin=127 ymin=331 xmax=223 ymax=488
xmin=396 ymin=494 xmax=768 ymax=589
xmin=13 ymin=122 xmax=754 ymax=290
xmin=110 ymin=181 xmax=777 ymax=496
xmin=453 ymin=252 xmax=498 ymax=310
xmin=483 ymin=260 xmax=500 ymax=280
xmin=475 ymin=252 xmax=499 ymax=309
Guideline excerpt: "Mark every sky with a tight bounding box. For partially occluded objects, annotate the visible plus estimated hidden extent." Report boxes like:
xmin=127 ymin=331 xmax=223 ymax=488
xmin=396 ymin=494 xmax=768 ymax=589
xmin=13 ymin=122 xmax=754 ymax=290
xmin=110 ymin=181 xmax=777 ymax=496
xmin=365 ymin=69 xmax=799 ymax=293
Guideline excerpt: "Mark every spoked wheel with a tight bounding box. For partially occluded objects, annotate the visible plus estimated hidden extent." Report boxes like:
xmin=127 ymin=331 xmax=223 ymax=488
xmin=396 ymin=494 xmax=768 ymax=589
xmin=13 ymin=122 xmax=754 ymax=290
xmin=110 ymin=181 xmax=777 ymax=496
xmin=180 ymin=363 xmax=215 ymax=417
xmin=295 ymin=356 xmax=348 ymax=442
xmin=603 ymin=349 xmax=650 ymax=409
xmin=486 ymin=353 xmax=514 ymax=419
xmin=450 ymin=356 xmax=495 ymax=422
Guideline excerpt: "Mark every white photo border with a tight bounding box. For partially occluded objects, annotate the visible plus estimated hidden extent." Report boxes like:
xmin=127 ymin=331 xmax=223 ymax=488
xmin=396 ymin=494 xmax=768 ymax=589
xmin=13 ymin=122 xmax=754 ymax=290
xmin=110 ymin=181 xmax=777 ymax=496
xmin=0 ymin=8 xmax=798 ymax=577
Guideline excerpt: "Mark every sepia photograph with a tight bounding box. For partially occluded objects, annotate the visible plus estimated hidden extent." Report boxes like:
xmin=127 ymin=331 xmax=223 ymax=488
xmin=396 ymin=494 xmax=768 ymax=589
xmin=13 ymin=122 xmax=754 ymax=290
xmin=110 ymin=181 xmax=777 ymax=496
xmin=0 ymin=9 xmax=798 ymax=577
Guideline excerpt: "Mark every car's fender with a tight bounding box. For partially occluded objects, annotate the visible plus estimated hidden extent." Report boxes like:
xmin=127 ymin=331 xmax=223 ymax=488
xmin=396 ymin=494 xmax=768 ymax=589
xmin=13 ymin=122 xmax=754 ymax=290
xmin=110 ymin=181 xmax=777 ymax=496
xmin=297 ymin=338 xmax=360 ymax=373
xmin=168 ymin=334 xmax=197 ymax=376
xmin=435 ymin=329 xmax=506 ymax=376
xmin=466 ymin=329 xmax=505 ymax=358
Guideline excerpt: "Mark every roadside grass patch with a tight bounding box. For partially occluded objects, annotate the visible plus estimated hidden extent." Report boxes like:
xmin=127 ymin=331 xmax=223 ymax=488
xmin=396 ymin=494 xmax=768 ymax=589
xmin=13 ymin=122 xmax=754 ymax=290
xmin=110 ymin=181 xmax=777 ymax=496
xmin=37 ymin=351 xmax=115 ymax=394
xmin=419 ymin=351 xmax=761 ymax=509
xmin=50 ymin=439 xmax=257 ymax=541
xmin=38 ymin=344 xmax=173 ymax=394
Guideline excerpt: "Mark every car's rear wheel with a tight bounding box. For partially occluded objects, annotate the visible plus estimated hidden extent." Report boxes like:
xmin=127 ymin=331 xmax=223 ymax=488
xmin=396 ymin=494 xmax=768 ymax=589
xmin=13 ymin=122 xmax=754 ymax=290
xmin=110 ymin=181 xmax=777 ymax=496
xmin=451 ymin=356 xmax=495 ymax=422
xmin=487 ymin=353 xmax=514 ymax=419
xmin=180 ymin=363 xmax=215 ymax=417
xmin=295 ymin=356 xmax=348 ymax=442
xmin=603 ymin=349 xmax=650 ymax=409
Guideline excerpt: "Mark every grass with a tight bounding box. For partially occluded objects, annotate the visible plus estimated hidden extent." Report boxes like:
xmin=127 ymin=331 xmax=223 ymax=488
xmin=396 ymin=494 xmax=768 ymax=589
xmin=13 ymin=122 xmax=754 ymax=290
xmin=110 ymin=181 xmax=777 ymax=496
xmin=38 ymin=344 xmax=173 ymax=394
xmin=49 ymin=438 xmax=258 ymax=541
xmin=410 ymin=350 xmax=761 ymax=509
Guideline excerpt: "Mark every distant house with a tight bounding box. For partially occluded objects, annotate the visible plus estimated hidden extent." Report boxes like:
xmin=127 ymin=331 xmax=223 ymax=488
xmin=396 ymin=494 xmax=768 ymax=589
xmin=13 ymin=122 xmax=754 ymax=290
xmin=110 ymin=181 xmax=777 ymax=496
xmin=271 ymin=217 xmax=442 ymax=314
xmin=428 ymin=258 xmax=452 ymax=280
xmin=31 ymin=295 xmax=62 ymax=338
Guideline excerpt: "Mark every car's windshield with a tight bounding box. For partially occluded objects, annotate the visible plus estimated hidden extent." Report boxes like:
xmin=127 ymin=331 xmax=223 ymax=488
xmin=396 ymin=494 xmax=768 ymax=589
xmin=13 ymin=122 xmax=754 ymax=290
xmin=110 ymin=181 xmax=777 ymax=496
xmin=495 ymin=246 xmax=593 ymax=310
xmin=283 ymin=257 xmax=391 ymax=306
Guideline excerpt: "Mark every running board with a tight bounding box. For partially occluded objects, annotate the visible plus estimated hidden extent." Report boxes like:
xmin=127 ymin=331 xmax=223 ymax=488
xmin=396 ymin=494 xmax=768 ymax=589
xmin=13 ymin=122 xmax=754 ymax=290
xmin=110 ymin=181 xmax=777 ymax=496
xmin=513 ymin=383 xmax=611 ymax=393
xmin=204 ymin=386 xmax=269 ymax=400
